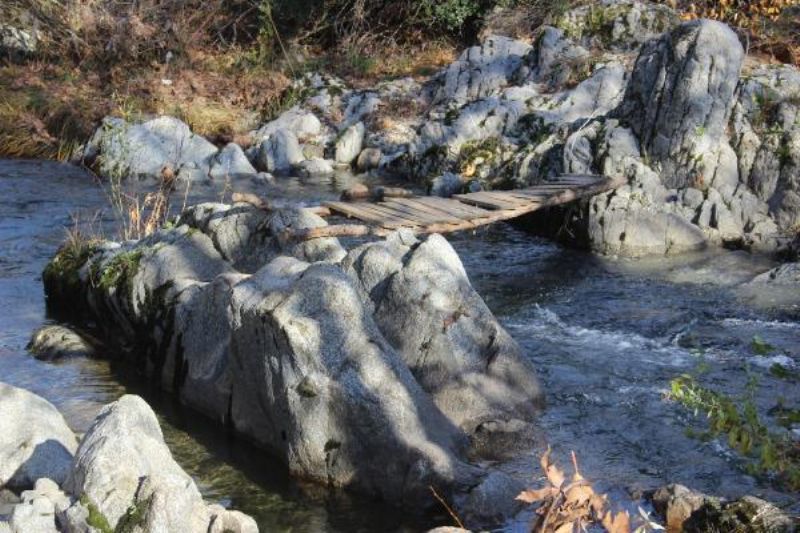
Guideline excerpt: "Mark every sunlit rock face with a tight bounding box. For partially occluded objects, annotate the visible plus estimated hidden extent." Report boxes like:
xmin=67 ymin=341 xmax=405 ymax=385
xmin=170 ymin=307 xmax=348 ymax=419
xmin=77 ymin=0 xmax=799 ymax=259
xmin=42 ymin=201 xmax=543 ymax=520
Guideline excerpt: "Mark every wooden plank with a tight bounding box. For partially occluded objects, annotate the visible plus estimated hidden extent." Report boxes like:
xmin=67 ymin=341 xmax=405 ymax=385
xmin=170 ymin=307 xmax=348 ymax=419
xmin=555 ymin=175 xmax=601 ymax=184
xmin=324 ymin=201 xmax=410 ymax=228
xmin=477 ymin=191 xmax=533 ymax=206
xmin=413 ymin=197 xmax=494 ymax=219
xmin=382 ymin=199 xmax=465 ymax=224
xmin=361 ymin=202 xmax=430 ymax=227
xmin=453 ymin=191 xmax=523 ymax=210
xmin=395 ymin=197 xmax=487 ymax=221
xmin=351 ymin=202 xmax=424 ymax=228
xmin=504 ymin=191 xmax=547 ymax=203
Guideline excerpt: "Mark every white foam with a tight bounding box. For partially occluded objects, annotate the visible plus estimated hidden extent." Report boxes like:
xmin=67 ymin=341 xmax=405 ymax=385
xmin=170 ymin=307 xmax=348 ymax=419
xmin=506 ymin=305 xmax=691 ymax=366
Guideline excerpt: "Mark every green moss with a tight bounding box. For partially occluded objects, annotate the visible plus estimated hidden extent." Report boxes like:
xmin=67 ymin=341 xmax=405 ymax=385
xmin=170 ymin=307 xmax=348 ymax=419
xmin=114 ymin=495 xmax=152 ymax=533
xmin=43 ymin=239 xmax=99 ymax=303
xmin=516 ymin=113 xmax=551 ymax=146
xmin=80 ymin=494 xmax=113 ymax=533
xmin=443 ymin=105 xmax=460 ymax=126
xmin=458 ymin=137 xmax=502 ymax=174
xmin=556 ymin=4 xmax=632 ymax=44
xmin=97 ymin=250 xmax=144 ymax=297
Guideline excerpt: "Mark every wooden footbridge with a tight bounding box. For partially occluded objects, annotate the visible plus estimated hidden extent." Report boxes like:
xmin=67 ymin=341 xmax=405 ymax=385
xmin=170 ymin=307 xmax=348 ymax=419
xmin=287 ymin=174 xmax=625 ymax=241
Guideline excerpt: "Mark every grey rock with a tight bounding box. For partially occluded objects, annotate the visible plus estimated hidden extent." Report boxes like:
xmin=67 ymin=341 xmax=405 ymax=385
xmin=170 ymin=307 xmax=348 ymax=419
xmin=208 ymin=505 xmax=258 ymax=533
xmin=65 ymin=395 xmax=239 ymax=532
xmin=296 ymin=157 xmax=335 ymax=177
xmin=430 ymin=172 xmax=465 ymax=197
xmin=731 ymin=65 xmax=800 ymax=232
xmin=256 ymin=130 xmax=304 ymax=174
xmin=432 ymin=35 xmax=532 ymax=105
xmin=253 ymin=106 xmax=323 ymax=144
xmin=356 ymin=147 xmax=382 ymax=171
xmin=335 ymin=122 xmax=366 ymax=165
xmin=84 ymin=116 xmax=218 ymax=181
xmin=617 ymin=20 xmax=744 ymax=189
xmin=652 ymin=484 xmax=712 ymax=532
xmin=3 ymin=478 xmax=69 ymax=533
xmin=517 ymin=27 xmax=590 ymax=90
xmin=343 ymin=234 xmax=543 ymax=434
xmin=0 ymin=24 xmax=37 ymax=59
xmin=8 ymin=495 xmax=57 ymax=533
xmin=0 ymin=383 xmax=78 ymax=490
xmin=27 ymin=324 xmax=94 ymax=360
xmin=209 ymin=143 xmax=257 ymax=180
xmin=42 ymin=200 xmax=545 ymax=519
xmin=229 ymin=260 xmax=482 ymax=505
xmin=207 ymin=504 xmax=259 ymax=533
xmin=556 ymin=1 xmax=680 ymax=51
xmin=458 ymin=471 xmax=525 ymax=526
xmin=750 ymin=262 xmax=800 ymax=285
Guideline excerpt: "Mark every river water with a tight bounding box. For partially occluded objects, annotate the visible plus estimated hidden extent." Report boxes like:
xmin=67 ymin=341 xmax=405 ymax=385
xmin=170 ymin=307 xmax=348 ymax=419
xmin=1 ymin=159 xmax=798 ymax=531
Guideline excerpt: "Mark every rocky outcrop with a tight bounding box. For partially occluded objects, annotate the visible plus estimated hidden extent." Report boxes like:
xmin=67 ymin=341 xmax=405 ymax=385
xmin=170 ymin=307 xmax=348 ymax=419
xmin=0 ymin=383 xmax=78 ymax=490
xmin=0 ymin=388 xmax=258 ymax=533
xmin=342 ymin=232 xmax=543 ymax=436
xmin=42 ymin=201 xmax=543 ymax=519
xmin=750 ymin=261 xmax=800 ymax=285
xmin=0 ymin=24 xmax=38 ymax=60
xmin=76 ymin=0 xmax=800 ymax=258
xmin=616 ymin=19 xmax=744 ymax=189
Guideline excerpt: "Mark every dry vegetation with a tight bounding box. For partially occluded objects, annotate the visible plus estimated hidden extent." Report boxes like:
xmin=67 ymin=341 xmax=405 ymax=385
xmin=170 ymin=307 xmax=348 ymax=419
xmin=1 ymin=0 xmax=799 ymax=161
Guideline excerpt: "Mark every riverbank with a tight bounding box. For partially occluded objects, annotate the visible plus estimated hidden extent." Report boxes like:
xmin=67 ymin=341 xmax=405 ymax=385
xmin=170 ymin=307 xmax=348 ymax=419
xmin=1 ymin=160 xmax=798 ymax=531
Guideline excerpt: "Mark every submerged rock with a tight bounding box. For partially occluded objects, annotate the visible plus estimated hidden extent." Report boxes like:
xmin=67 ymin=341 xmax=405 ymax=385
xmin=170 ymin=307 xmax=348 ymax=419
xmin=0 ymin=383 xmax=78 ymax=490
xmin=27 ymin=325 xmax=94 ymax=360
xmin=750 ymin=262 xmax=800 ymax=285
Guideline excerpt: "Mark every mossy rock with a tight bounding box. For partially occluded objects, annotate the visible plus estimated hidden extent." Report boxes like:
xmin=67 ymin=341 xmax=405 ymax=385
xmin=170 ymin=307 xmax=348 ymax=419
xmin=43 ymin=240 xmax=98 ymax=310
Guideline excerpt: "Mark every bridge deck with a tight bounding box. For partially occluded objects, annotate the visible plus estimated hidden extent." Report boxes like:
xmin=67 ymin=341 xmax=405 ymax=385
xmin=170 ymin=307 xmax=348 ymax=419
xmin=289 ymin=174 xmax=623 ymax=241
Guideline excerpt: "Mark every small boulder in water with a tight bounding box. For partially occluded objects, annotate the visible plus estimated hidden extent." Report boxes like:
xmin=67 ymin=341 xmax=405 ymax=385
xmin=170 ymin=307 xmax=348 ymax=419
xmin=651 ymin=484 xmax=795 ymax=533
xmin=27 ymin=325 xmax=94 ymax=360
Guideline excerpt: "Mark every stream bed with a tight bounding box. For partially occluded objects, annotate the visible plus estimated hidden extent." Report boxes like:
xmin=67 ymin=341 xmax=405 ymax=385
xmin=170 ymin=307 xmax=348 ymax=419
xmin=1 ymin=159 xmax=798 ymax=531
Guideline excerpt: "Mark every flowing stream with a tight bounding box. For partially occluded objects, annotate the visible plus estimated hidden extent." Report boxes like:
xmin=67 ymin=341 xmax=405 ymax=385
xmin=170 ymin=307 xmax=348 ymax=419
xmin=1 ymin=160 xmax=798 ymax=531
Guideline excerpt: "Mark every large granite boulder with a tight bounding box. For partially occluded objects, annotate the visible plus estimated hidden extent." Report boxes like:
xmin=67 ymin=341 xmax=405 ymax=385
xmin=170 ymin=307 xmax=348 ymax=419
xmin=82 ymin=116 xmax=219 ymax=181
xmin=616 ymin=19 xmax=744 ymax=189
xmin=42 ymin=201 xmax=543 ymax=518
xmin=0 ymin=383 xmax=78 ymax=490
xmin=229 ymin=258 xmax=482 ymax=505
xmin=343 ymin=232 xmax=544 ymax=436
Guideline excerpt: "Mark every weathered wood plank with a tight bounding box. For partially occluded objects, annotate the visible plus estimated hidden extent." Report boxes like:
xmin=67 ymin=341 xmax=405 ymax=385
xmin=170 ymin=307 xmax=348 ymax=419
xmin=299 ymin=175 xmax=625 ymax=241
xmin=324 ymin=201 xmax=411 ymax=228
xmin=413 ymin=197 xmax=494 ymax=219
xmin=398 ymin=197 xmax=485 ymax=220
xmin=359 ymin=202 xmax=429 ymax=227
xmin=452 ymin=192 xmax=524 ymax=210
xmin=382 ymin=199 xmax=465 ymax=224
